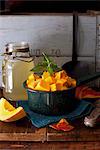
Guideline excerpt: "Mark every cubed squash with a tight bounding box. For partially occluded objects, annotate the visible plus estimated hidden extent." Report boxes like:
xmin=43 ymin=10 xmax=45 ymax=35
xmin=61 ymin=86 xmax=68 ymax=90
xmin=56 ymin=83 xmax=64 ymax=91
xmin=50 ymin=83 xmax=67 ymax=91
xmin=50 ymin=84 xmax=57 ymax=91
xmin=42 ymin=71 xmax=51 ymax=79
xmin=28 ymin=73 xmax=35 ymax=81
xmin=28 ymin=73 xmax=40 ymax=81
xmin=56 ymin=79 xmax=67 ymax=86
xmin=60 ymin=70 xmax=68 ymax=79
xmin=55 ymin=72 xmax=61 ymax=80
xmin=67 ymin=77 xmax=76 ymax=87
xmin=71 ymin=79 xmax=76 ymax=87
xmin=27 ymin=81 xmax=35 ymax=90
xmin=45 ymin=76 xmax=55 ymax=85
xmin=55 ymin=70 xmax=67 ymax=80
xmin=35 ymin=79 xmax=50 ymax=91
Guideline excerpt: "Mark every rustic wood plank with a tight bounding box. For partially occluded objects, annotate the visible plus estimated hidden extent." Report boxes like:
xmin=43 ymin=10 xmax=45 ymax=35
xmin=96 ymin=15 xmax=100 ymax=74
xmin=0 ymin=117 xmax=46 ymax=142
xmin=47 ymin=119 xmax=100 ymax=142
xmin=0 ymin=141 xmax=100 ymax=150
xmin=0 ymin=15 xmax=73 ymax=56
xmin=0 ymin=14 xmax=73 ymax=87
xmin=0 ymin=89 xmax=46 ymax=142
xmin=77 ymin=15 xmax=96 ymax=57
xmin=0 ymin=89 xmax=99 ymax=148
xmin=0 ymin=88 xmax=47 ymax=142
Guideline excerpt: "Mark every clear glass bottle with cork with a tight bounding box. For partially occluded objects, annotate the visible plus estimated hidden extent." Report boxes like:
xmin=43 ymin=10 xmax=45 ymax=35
xmin=2 ymin=42 xmax=34 ymax=101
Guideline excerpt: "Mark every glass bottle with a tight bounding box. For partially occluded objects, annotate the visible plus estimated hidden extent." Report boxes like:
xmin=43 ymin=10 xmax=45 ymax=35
xmin=2 ymin=42 xmax=34 ymax=101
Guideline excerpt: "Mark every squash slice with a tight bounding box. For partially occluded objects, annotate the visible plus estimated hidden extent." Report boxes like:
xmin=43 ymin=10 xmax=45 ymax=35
xmin=0 ymin=98 xmax=26 ymax=122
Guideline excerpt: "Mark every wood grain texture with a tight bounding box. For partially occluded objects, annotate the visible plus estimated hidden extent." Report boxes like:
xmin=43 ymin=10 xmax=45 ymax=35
xmin=47 ymin=119 xmax=100 ymax=142
xmin=77 ymin=15 xmax=96 ymax=57
xmin=0 ymin=141 xmax=100 ymax=150
xmin=0 ymin=90 xmax=47 ymax=142
xmin=0 ymin=15 xmax=73 ymax=56
xmin=96 ymin=15 xmax=100 ymax=72
xmin=97 ymin=15 xmax=100 ymax=25
xmin=0 ymin=118 xmax=46 ymax=142
xmin=0 ymin=14 xmax=73 ymax=87
xmin=0 ymin=90 xmax=99 ymax=149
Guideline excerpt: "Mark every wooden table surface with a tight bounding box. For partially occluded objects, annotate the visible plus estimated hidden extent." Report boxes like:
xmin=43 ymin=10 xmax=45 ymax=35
xmin=0 ymin=117 xmax=99 ymax=150
xmin=0 ymin=90 xmax=100 ymax=150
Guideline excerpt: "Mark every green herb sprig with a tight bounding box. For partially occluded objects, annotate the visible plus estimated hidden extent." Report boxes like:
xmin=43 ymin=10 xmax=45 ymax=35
xmin=31 ymin=53 xmax=61 ymax=75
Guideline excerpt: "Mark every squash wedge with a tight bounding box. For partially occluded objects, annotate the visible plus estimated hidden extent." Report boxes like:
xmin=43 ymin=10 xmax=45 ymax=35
xmin=0 ymin=98 xmax=26 ymax=122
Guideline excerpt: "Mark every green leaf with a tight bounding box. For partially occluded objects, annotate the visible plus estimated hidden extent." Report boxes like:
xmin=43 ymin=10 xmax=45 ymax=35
xmin=30 ymin=63 xmax=46 ymax=73
xmin=42 ymin=52 xmax=51 ymax=64
xmin=30 ymin=52 xmax=62 ymax=74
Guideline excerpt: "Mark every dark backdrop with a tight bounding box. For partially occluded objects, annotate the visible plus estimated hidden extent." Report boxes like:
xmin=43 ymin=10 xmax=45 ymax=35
xmin=0 ymin=1 xmax=99 ymax=14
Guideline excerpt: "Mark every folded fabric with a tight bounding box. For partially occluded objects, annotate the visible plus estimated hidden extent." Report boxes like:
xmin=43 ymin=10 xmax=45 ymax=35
xmin=75 ymin=86 xmax=100 ymax=99
xmin=17 ymin=100 xmax=93 ymax=128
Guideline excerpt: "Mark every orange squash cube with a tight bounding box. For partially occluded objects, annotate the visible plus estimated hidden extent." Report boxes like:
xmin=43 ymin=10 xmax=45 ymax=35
xmin=55 ymin=70 xmax=67 ymax=80
xmin=56 ymin=79 xmax=67 ymax=86
xmin=56 ymin=83 xmax=63 ymax=91
xmin=28 ymin=73 xmax=40 ymax=81
xmin=42 ymin=71 xmax=50 ymax=79
xmin=61 ymin=86 xmax=68 ymax=90
xmin=50 ymin=84 xmax=57 ymax=91
xmin=27 ymin=81 xmax=35 ymax=90
xmin=45 ymin=76 xmax=55 ymax=85
xmin=71 ymin=79 xmax=76 ymax=87
xmin=35 ymin=79 xmax=50 ymax=91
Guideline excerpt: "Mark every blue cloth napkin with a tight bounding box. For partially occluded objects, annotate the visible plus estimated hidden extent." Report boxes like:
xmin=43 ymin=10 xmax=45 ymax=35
xmin=17 ymin=100 xmax=93 ymax=128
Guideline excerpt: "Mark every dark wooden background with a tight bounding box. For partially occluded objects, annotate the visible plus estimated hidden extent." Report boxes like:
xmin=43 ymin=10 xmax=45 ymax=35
xmin=0 ymin=1 xmax=99 ymax=14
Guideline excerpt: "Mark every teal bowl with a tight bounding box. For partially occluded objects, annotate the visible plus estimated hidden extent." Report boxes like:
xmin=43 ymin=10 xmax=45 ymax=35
xmin=23 ymin=81 xmax=78 ymax=116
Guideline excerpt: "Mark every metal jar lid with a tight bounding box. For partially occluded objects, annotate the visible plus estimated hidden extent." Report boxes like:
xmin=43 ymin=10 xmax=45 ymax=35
xmin=5 ymin=42 xmax=29 ymax=54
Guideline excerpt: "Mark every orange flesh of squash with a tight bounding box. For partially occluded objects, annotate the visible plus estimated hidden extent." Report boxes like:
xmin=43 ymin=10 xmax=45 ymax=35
xmin=35 ymin=79 xmax=50 ymax=91
xmin=0 ymin=98 xmax=26 ymax=122
xmin=27 ymin=70 xmax=76 ymax=92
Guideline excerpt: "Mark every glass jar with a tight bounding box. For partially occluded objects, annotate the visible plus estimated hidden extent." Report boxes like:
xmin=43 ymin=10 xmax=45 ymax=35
xmin=2 ymin=42 xmax=34 ymax=101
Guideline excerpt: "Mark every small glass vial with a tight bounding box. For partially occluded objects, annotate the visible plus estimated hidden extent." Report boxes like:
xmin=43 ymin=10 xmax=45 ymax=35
xmin=2 ymin=42 xmax=34 ymax=101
